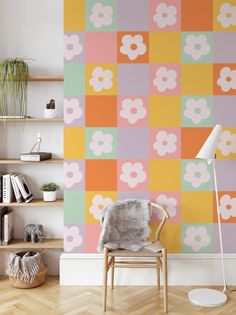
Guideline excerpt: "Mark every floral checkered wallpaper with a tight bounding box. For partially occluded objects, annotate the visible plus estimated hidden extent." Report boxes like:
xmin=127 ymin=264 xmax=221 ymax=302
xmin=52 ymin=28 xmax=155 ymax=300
xmin=64 ymin=0 xmax=236 ymax=254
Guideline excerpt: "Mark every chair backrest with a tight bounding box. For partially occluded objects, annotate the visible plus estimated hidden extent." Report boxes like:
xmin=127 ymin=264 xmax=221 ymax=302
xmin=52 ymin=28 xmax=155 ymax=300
xmin=150 ymin=202 xmax=170 ymax=242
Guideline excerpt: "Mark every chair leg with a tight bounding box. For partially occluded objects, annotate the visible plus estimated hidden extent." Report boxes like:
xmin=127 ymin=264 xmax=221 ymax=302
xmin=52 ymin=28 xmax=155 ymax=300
xmin=111 ymin=257 xmax=115 ymax=289
xmin=156 ymin=258 xmax=160 ymax=290
xmin=162 ymin=248 xmax=168 ymax=313
xmin=103 ymin=247 xmax=109 ymax=312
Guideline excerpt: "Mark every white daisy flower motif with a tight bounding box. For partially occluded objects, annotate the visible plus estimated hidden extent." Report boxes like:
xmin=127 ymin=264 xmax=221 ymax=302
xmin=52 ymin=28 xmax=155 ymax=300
xmin=217 ymin=3 xmax=236 ymax=29
xmin=184 ymin=162 xmax=211 ymax=188
xmin=184 ymin=34 xmax=210 ymax=61
xmin=89 ymin=130 xmax=113 ymax=156
xmin=217 ymin=130 xmax=236 ymax=156
xmin=64 ymin=34 xmax=83 ymax=61
xmin=184 ymin=226 xmax=210 ymax=252
xmin=64 ymin=98 xmax=83 ymax=124
xmin=120 ymin=98 xmax=147 ymax=125
xmin=120 ymin=34 xmax=147 ymax=61
xmin=120 ymin=162 xmax=147 ymax=188
xmin=217 ymin=66 xmax=236 ymax=93
xmin=89 ymin=67 xmax=113 ymax=92
xmin=89 ymin=2 xmax=113 ymax=28
xmin=184 ymin=98 xmax=211 ymax=125
xmin=153 ymin=130 xmax=177 ymax=156
xmin=64 ymin=162 xmax=83 ymax=189
xmin=219 ymin=194 xmax=236 ymax=220
xmin=64 ymin=226 xmax=83 ymax=252
xmin=153 ymin=66 xmax=177 ymax=92
xmin=89 ymin=194 xmax=113 ymax=220
xmin=154 ymin=194 xmax=177 ymax=219
xmin=153 ymin=2 xmax=177 ymax=29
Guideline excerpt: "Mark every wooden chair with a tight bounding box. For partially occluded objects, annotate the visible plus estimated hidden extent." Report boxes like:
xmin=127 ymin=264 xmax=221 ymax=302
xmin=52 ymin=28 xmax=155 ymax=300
xmin=103 ymin=202 xmax=170 ymax=313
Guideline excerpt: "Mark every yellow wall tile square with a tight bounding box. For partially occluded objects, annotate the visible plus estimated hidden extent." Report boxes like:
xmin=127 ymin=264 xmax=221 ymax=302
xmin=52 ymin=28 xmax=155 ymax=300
xmin=64 ymin=0 xmax=85 ymax=32
xmin=181 ymin=64 xmax=213 ymax=95
xmin=86 ymin=64 xmax=117 ymax=95
xmin=150 ymin=223 xmax=181 ymax=253
xmin=64 ymin=127 xmax=85 ymax=159
xmin=181 ymin=192 xmax=213 ymax=223
xmin=149 ymin=32 xmax=181 ymax=63
xmin=216 ymin=128 xmax=236 ymax=159
xmin=213 ymin=0 xmax=236 ymax=31
xmin=149 ymin=96 xmax=181 ymax=127
xmin=149 ymin=160 xmax=181 ymax=191
xmin=85 ymin=191 xmax=118 ymax=223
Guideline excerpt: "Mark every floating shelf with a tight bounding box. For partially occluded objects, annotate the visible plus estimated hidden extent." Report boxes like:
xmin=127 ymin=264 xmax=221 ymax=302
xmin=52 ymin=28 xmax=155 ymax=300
xmin=0 ymin=118 xmax=63 ymax=122
xmin=0 ymin=239 xmax=63 ymax=251
xmin=0 ymin=199 xmax=63 ymax=207
xmin=0 ymin=159 xmax=63 ymax=164
xmin=28 ymin=76 xmax=64 ymax=82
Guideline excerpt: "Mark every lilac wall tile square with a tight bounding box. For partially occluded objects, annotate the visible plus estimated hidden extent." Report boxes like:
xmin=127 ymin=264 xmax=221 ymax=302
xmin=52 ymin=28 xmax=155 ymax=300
xmin=215 ymin=160 xmax=236 ymax=191
xmin=213 ymin=223 xmax=236 ymax=253
xmin=213 ymin=32 xmax=236 ymax=63
xmin=213 ymin=96 xmax=236 ymax=127
xmin=118 ymin=128 xmax=149 ymax=159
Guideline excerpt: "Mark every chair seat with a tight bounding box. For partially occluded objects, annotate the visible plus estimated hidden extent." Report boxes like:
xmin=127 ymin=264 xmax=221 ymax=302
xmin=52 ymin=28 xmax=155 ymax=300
xmin=108 ymin=246 xmax=163 ymax=258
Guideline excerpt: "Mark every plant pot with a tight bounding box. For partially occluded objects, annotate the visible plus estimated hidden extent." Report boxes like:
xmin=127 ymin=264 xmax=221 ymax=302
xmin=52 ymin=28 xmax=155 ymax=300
xmin=43 ymin=191 xmax=57 ymax=202
xmin=44 ymin=109 xmax=57 ymax=119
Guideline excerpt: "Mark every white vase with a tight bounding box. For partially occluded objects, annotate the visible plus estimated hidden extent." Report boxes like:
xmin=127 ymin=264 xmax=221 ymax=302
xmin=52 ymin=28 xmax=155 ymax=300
xmin=43 ymin=191 xmax=57 ymax=202
xmin=44 ymin=109 xmax=57 ymax=119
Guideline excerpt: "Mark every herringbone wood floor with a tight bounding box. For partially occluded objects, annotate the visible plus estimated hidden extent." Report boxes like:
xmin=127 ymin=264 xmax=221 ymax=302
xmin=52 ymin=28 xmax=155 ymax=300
xmin=0 ymin=276 xmax=236 ymax=315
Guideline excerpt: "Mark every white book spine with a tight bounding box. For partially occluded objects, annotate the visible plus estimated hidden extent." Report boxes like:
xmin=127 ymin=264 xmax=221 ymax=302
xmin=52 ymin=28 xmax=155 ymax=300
xmin=14 ymin=175 xmax=33 ymax=203
xmin=11 ymin=175 xmax=23 ymax=203
xmin=3 ymin=211 xmax=14 ymax=244
xmin=2 ymin=175 xmax=13 ymax=203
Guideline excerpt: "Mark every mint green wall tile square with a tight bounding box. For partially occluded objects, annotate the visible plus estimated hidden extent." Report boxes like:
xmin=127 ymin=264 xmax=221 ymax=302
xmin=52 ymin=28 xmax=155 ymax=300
xmin=86 ymin=128 xmax=117 ymax=159
xmin=182 ymin=224 xmax=213 ymax=253
xmin=64 ymin=191 xmax=85 ymax=223
xmin=181 ymin=96 xmax=213 ymax=127
xmin=181 ymin=160 xmax=213 ymax=191
xmin=64 ymin=64 xmax=85 ymax=96
xmin=86 ymin=0 xmax=117 ymax=31
xmin=181 ymin=32 xmax=213 ymax=64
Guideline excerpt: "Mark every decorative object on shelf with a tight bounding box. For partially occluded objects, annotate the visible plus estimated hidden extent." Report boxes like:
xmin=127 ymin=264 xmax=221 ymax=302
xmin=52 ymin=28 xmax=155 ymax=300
xmin=44 ymin=99 xmax=57 ymax=118
xmin=24 ymin=224 xmax=44 ymax=243
xmin=40 ymin=182 xmax=60 ymax=202
xmin=20 ymin=132 xmax=52 ymax=161
xmin=0 ymin=58 xmax=29 ymax=117
xmin=6 ymin=251 xmax=47 ymax=288
xmin=188 ymin=125 xmax=228 ymax=308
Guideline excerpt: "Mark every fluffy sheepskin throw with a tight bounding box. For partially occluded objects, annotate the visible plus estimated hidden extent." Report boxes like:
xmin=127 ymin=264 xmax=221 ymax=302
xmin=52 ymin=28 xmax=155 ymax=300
xmin=97 ymin=199 xmax=152 ymax=252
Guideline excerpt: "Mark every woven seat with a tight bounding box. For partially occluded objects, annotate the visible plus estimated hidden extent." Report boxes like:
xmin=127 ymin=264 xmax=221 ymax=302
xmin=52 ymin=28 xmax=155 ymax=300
xmin=103 ymin=202 xmax=169 ymax=313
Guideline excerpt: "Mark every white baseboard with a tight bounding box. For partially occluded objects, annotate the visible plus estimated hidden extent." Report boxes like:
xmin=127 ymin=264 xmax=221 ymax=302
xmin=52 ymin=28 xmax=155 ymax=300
xmin=60 ymin=253 xmax=236 ymax=286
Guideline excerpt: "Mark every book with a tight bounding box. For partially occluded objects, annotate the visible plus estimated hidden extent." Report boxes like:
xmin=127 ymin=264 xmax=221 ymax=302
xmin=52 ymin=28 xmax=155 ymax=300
xmin=0 ymin=173 xmax=3 ymax=202
xmin=2 ymin=174 xmax=14 ymax=203
xmin=0 ymin=207 xmax=8 ymax=245
xmin=3 ymin=209 xmax=14 ymax=245
xmin=14 ymin=174 xmax=33 ymax=203
xmin=20 ymin=152 xmax=52 ymax=161
xmin=11 ymin=174 xmax=24 ymax=203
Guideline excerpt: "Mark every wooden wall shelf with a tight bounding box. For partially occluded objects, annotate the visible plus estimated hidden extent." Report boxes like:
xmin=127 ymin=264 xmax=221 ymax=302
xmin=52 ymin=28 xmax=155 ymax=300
xmin=0 ymin=239 xmax=63 ymax=250
xmin=0 ymin=159 xmax=63 ymax=164
xmin=0 ymin=199 xmax=63 ymax=207
xmin=0 ymin=118 xmax=63 ymax=122
xmin=28 ymin=76 xmax=64 ymax=82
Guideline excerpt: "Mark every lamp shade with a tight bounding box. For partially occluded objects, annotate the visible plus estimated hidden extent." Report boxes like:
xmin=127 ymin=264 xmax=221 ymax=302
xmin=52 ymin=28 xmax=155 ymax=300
xmin=196 ymin=124 xmax=223 ymax=164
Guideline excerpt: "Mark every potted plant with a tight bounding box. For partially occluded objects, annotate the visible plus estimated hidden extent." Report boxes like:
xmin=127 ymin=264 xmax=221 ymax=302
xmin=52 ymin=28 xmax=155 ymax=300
xmin=40 ymin=182 xmax=59 ymax=202
xmin=0 ymin=58 xmax=29 ymax=117
xmin=44 ymin=99 xmax=57 ymax=118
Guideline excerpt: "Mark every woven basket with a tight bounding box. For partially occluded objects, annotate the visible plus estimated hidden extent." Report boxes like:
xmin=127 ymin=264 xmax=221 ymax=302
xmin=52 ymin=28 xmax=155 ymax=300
xmin=8 ymin=251 xmax=48 ymax=289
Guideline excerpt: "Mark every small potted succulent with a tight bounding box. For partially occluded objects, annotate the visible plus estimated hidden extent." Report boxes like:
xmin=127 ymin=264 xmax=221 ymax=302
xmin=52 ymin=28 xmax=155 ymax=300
xmin=40 ymin=182 xmax=59 ymax=202
xmin=44 ymin=99 xmax=57 ymax=118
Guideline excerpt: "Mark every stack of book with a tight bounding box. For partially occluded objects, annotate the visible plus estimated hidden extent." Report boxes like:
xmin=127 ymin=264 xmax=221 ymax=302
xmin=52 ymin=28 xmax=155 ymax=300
xmin=0 ymin=173 xmax=33 ymax=204
xmin=0 ymin=207 xmax=14 ymax=245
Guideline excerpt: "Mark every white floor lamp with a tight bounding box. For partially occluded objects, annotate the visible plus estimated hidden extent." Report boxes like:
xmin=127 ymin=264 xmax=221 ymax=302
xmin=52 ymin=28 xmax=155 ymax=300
xmin=188 ymin=124 xmax=228 ymax=307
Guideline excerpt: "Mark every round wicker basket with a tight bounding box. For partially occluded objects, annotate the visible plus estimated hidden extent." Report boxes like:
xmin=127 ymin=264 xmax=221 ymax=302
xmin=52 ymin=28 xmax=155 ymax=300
xmin=8 ymin=251 xmax=48 ymax=289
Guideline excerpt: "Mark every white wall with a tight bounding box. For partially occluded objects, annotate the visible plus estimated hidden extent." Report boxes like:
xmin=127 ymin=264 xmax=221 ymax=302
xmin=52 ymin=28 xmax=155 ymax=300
xmin=0 ymin=0 xmax=63 ymax=275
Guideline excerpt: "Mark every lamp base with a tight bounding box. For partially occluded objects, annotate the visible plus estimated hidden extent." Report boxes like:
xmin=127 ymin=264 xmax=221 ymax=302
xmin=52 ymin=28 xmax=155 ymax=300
xmin=188 ymin=288 xmax=227 ymax=307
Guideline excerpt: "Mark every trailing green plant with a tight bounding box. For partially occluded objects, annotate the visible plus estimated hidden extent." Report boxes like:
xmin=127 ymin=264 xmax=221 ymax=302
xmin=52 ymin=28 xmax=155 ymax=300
xmin=0 ymin=58 xmax=29 ymax=117
xmin=40 ymin=182 xmax=60 ymax=192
